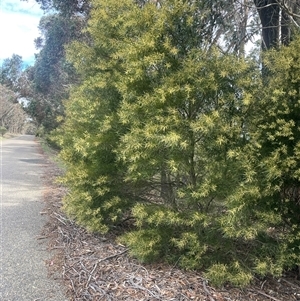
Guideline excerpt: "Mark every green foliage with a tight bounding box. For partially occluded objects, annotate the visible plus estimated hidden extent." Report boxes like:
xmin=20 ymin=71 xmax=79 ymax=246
xmin=0 ymin=84 xmax=27 ymax=133
xmin=53 ymin=0 xmax=138 ymax=233
xmin=218 ymin=36 xmax=300 ymax=284
xmin=113 ymin=1 xmax=260 ymax=286
xmin=36 ymin=0 xmax=90 ymax=17
xmin=259 ymin=37 xmax=300 ymax=260
xmin=55 ymin=0 xmax=300 ymax=288
xmin=0 ymin=54 xmax=23 ymax=92
xmin=22 ymin=11 xmax=86 ymax=133
xmin=205 ymin=262 xmax=252 ymax=287
xmin=120 ymin=228 xmax=166 ymax=263
xmin=34 ymin=14 xmax=79 ymax=94
xmin=0 ymin=126 xmax=7 ymax=137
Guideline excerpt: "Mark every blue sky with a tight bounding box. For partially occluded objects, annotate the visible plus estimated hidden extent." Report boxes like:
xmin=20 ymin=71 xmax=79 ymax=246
xmin=0 ymin=0 xmax=43 ymax=66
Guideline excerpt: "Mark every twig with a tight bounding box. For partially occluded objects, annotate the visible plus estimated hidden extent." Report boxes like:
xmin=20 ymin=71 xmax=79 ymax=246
xmin=86 ymin=262 xmax=99 ymax=288
xmin=203 ymin=280 xmax=216 ymax=301
xmin=261 ymin=279 xmax=267 ymax=290
xmin=97 ymin=248 xmax=129 ymax=263
xmin=70 ymin=278 xmax=76 ymax=293
xmin=248 ymin=289 xmax=282 ymax=301
xmin=131 ymin=263 xmax=149 ymax=277
xmin=128 ymin=276 xmax=162 ymax=300
xmin=50 ymin=245 xmax=65 ymax=250
xmin=36 ymin=235 xmax=48 ymax=240
xmin=53 ymin=213 xmax=67 ymax=225
xmin=280 ymin=278 xmax=300 ymax=290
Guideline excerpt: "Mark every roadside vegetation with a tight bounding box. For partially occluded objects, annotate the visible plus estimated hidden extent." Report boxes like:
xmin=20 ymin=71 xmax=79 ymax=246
xmin=1 ymin=0 xmax=300 ymax=288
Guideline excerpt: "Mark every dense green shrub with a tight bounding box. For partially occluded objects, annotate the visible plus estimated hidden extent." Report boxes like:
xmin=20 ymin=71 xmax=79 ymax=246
xmin=55 ymin=0 xmax=300 ymax=286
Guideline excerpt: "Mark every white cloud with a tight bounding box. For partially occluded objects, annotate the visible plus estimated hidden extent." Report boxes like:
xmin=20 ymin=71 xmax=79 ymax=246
xmin=0 ymin=0 xmax=43 ymax=65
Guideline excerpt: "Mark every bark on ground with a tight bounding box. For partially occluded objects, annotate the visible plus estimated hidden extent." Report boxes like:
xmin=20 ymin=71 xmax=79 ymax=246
xmin=41 ymin=155 xmax=300 ymax=301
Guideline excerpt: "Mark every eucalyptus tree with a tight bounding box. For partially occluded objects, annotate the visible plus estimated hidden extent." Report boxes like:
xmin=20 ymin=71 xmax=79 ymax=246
xmin=35 ymin=0 xmax=90 ymax=16
xmin=26 ymin=9 xmax=86 ymax=132
xmin=0 ymin=84 xmax=27 ymax=133
xmin=254 ymin=0 xmax=300 ymax=49
xmin=0 ymin=54 xmax=23 ymax=93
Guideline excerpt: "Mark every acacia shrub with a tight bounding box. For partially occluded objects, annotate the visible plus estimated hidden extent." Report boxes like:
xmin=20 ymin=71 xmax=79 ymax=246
xmin=53 ymin=0 xmax=139 ymax=233
xmin=54 ymin=0 xmax=300 ymax=286
xmin=114 ymin=0 xmax=260 ymax=286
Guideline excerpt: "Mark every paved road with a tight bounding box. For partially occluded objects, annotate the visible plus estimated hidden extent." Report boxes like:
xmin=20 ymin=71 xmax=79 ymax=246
xmin=0 ymin=135 xmax=68 ymax=301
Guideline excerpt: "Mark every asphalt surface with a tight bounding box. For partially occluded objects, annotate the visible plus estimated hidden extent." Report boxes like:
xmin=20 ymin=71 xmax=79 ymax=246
xmin=0 ymin=135 xmax=68 ymax=301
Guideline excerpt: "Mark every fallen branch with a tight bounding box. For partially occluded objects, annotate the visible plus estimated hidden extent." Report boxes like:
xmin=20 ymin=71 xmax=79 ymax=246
xmin=280 ymin=278 xmax=300 ymax=290
xmin=36 ymin=235 xmax=48 ymax=240
xmin=50 ymin=245 xmax=65 ymax=250
xmin=52 ymin=214 xmax=67 ymax=225
xmin=97 ymin=248 xmax=129 ymax=264
xmin=127 ymin=275 xmax=162 ymax=300
xmin=248 ymin=289 xmax=282 ymax=301
xmin=86 ymin=262 xmax=99 ymax=288
xmin=203 ymin=280 xmax=215 ymax=301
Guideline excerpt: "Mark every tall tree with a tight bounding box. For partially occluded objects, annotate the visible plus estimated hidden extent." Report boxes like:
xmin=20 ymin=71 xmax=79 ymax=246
xmin=0 ymin=54 xmax=23 ymax=93
xmin=0 ymin=84 xmax=27 ymax=133
xmin=15 ymin=0 xmax=91 ymax=133
xmin=254 ymin=0 xmax=300 ymax=49
xmin=35 ymin=0 xmax=90 ymax=16
xmin=26 ymin=11 xmax=85 ymax=131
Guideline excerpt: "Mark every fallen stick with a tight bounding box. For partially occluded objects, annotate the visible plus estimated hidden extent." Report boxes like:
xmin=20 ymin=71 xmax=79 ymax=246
xmin=36 ymin=235 xmax=48 ymax=240
xmin=97 ymin=248 xmax=129 ymax=263
xmin=248 ymin=289 xmax=282 ymax=301
xmin=203 ymin=281 xmax=215 ymax=301
xmin=280 ymin=278 xmax=300 ymax=290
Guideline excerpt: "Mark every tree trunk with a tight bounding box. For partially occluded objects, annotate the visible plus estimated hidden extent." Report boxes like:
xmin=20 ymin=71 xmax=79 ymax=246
xmin=281 ymin=8 xmax=291 ymax=45
xmin=254 ymin=0 xmax=280 ymax=50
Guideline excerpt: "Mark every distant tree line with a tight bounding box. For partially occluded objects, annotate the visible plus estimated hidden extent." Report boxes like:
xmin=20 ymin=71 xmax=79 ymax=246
xmin=0 ymin=56 xmax=30 ymax=134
